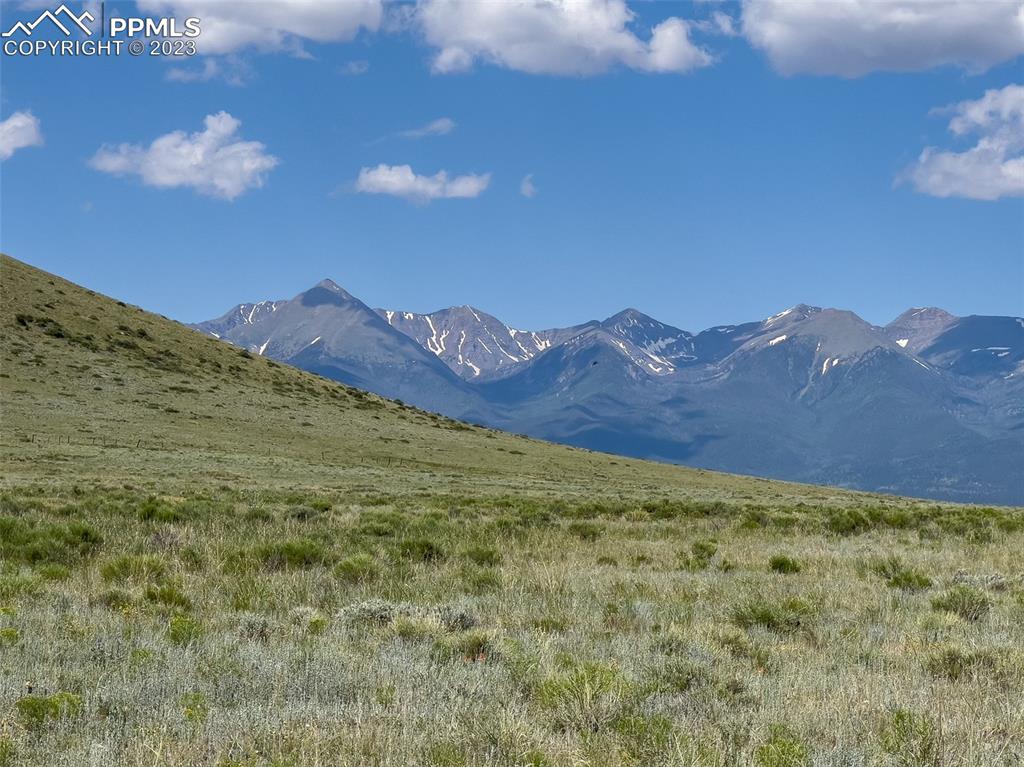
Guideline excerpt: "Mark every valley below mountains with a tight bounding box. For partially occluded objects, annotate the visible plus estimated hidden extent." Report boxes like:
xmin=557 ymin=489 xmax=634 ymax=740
xmin=195 ymin=281 xmax=1024 ymax=505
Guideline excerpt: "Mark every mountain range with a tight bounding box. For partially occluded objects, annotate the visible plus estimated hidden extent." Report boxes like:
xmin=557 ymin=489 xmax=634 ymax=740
xmin=194 ymin=281 xmax=1024 ymax=505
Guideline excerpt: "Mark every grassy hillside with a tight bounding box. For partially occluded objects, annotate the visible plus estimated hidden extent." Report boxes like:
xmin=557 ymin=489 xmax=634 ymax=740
xmin=1 ymin=253 xmax=859 ymax=506
xmin=1 ymin=254 xmax=1022 ymax=766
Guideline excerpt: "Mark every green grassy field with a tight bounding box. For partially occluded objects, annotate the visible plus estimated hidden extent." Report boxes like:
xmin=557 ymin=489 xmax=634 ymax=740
xmin=1 ymin=254 xmax=1022 ymax=766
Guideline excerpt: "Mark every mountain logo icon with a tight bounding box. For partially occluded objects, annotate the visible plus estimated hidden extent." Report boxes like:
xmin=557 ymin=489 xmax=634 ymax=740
xmin=2 ymin=4 xmax=95 ymax=38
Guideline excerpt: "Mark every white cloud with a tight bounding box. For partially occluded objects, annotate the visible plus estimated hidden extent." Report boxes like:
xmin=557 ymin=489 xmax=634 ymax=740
xmin=415 ymin=0 xmax=713 ymax=75
xmin=89 ymin=112 xmax=278 ymax=200
xmin=355 ymin=164 xmax=490 ymax=202
xmin=136 ymin=0 xmax=383 ymax=55
xmin=0 ymin=111 xmax=43 ymax=161
xmin=339 ymin=59 xmax=370 ymax=75
xmin=520 ymin=173 xmax=537 ymax=198
xmin=900 ymin=84 xmax=1024 ymax=201
xmin=399 ymin=117 xmax=457 ymax=139
xmin=166 ymin=57 xmax=252 ymax=85
xmin=742 ymin=0 xmax=1024 ymax=77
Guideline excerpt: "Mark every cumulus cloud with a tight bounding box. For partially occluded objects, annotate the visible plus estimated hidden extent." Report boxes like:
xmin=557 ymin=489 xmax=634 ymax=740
xmin=520 ymin=173 xmax=537 ymax=198
xmin=89 ymin=112 xmax=278 ymax=200
xmin=415 ymin=0 xmax=713 ymax=75
xmin=899 ymin=84 xmax=1024 ymax=201
xmin=136 ymin=0 xmax=382 ymax=55
xmin=339 ymin=60 xmax=370 ymax=75
xmin=355 ymin=164 xmax=490 ymax=202
xmin=742 ymin=0 xmax=1024 ymax=77
xmin=0 ymin=111 xmax=43 ymax=161
xmin=166 ymin=57 xmax=252 ymax=85
xmin=399 ymin=117 xmax=457 ymax=139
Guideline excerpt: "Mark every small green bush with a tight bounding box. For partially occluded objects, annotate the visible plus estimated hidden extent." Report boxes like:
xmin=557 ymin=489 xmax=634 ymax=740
xmin=167 ymin=614 xmax=203 ymax=645
xmin=651 ymin=658 xmax=713 ymax=694
xmin=426 ymin=742 xmax=466 ymax=767
xmin=36 ymin=563 xmax=71 ymax=581
xmin=826 ymin=508 xmax=873 ymax=536
xmin=461 ymin=544 xmax=502 ymax=566
xmin=613 ymin=713 xmax=674 ymax=762
xmin=931 ymin=586 xmax=992 ymax=622
xmin=567 ymin=521 xmax=604 ymax=542
xmin=769 ymin=555 xmax=802 ymax=574
xmin=458 ymin=565 xmax=502 ymax=594
xmin=880 ymin=708 xmax=939 ymax=767
xmin=179 ymin=692 xmax=209 ymax=724
xmin=535 ymin=663 xmax=631 ymax=733
xmin=101 ymin=554 xmax=166 ymax=583
xmin=145 ymin=583 xmax=193 ymax=611
xmin=731 ymin=596 xmax=815 ymax=633
xmin=334 ymin=553 xmax=380 ymax=583
xmin=137 ymin=496 xmax=186 ymax=523
xmin=0 ymin=517 xmax=102 ymax=565
xmin=681 ymin=539 xmax=718 ymax=571
xmin=872 ymin=556 xmax=931 ymax=591
xmin=396 ymin=537 xmax=445 ymax=563
xmin=16 ymin=692 xmax=82 ymax=730
xmin=755 ymin=726 xmax=809 ymax=767
xmin=0 ymin=734 xmax=15 ymax=767
xmin=431 ymin=629 xmax=494 ymax=662
xmin=0 ymin=627 xmax=19 ymax=646
xmin=925 ymin=646 xmax=999 ymax=681
xmin=256 ymin=538 xmax=331 ymax=570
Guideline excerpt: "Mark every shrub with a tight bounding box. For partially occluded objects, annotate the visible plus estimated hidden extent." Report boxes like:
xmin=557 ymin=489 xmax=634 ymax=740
xmin=435 ymin=605 xmax=478 ymax=632
xmin=567 ymin=521 xmax=604 ymax=542
xmin=825 ymin=508 xmax=874 ymax=536
xmin=145 ymin=583 xmax=193 ymax=611
xmin=925 ymin=646 xmax=999 ymax=681
xmin=769 ymin=555 xmax=802 ymax=574
xmin=0 ymin=517 xmax=102 ymax=565
xmin=334 ymin=553 xmax=380 ymax=583
xmin=461 ymin=544 xmax=502 ymax=567
xmin=755 ymin=726 xmax=809 ymax=767
xmin=137 ymin=496 xmax=186 ymax=523
xmin=0 ymin=628 xmax=19 ymax=646
xmin=931 ymin=586 xmax=992 ymax=622
xmin=167 ymin=615 xmax=203 ymax=645
xmin=431 ymin=630 xmax=494 ymax=662
xmin=0 ymin=735 xmax=15 ymax=767
xmin=651 ymin=658 xmax=714 ymax=694
xmin=711 ymin=627 xmax=774 ymax=671
xmin=426 ymin=742 xmax=466 ymax=767
xmin=681 ymin=539 xmax=718 ymax=571
xmin=458 ymin=565 xmax=502 ymax=594
xmin=97 ymin=588 xmax=134 ymax=610
xmin=101 ymin=554 xmax=166 ymax=583
xmin=731 ymin=596 xmax=815 ymax=633
xmin=872 ymin=556 xmax=931 ymax=591
xmin=535 ymin=663 xmax=632 ymax=733
xmin=341 ymin=599 xmax=411 ymax=628
xmin=256 ymin=538 xmax=331 ymax=570
xmin=880 ymin=708 xmax=939 ymax=767
xmin=179 ymin=692 xmax=209 ymax=724
xmin=613 ymin=713 xmax=674 ymax=763
xmin=36 ymin=563 xmax=71 ymax=581
xmin=0 ymin=575 xmax=41 ymax=601
xmin=396 ymin=537 xmax=445 ymax=563
xmin=391 ymin=615 xmax=439 ymax=641
xmin=16 ymin=692 xmax=82 ymax=731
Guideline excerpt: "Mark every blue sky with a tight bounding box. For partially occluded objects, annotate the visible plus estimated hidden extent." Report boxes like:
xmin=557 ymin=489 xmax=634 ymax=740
xmin=1 ymin=1 xmax=1021 ymax=332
